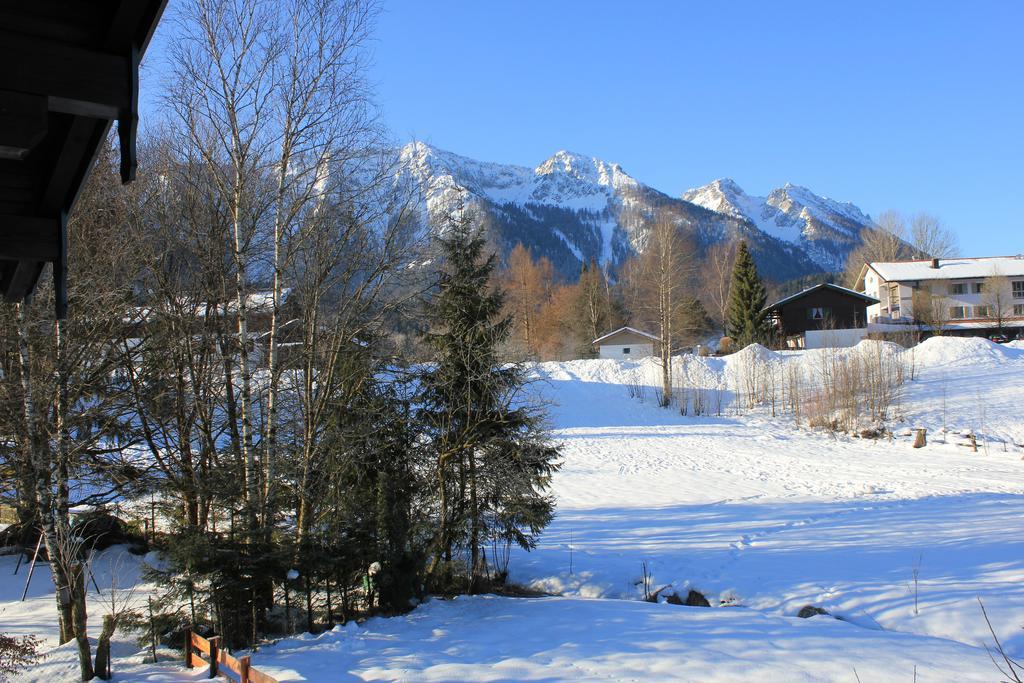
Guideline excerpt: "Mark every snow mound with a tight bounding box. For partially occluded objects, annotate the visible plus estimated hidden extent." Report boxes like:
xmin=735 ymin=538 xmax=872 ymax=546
xmin=913 ymin=336 xmax=1014 ymax=367
xmin=797 ymin=339 xmax=904 ymax=370
xmin=852 ymin=338 xmax=905 ymax=358
xmin=727 ymin=343 xmax=782 ymax=365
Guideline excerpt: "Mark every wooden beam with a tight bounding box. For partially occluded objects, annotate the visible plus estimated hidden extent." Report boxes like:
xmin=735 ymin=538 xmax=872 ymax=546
xmin=47 ymin=96 xmax=119 ymax=121
xmin=118 ymin=44 xmax=139 ymax=183
xmin=0 ymin=91 xmax=47 ymax=160
xmin=0 ymin=215 xmax=60 ymax=261
xmin=0 ymin=29 xmax=131 ymax=116
xmin=40 ymin=116 xmax=111 ymax=215
xmin=3 ymin=260 xmax=44 ymax=304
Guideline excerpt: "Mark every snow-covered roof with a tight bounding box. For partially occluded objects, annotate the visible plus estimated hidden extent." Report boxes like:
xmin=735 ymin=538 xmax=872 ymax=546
xmin=591 ymin=326 xmax=661 ymax=345
xmin=763 ymin=283 xmax=878 ymax=312
xmin=129 ymin=289 xmax=292 ymax=321
xmin=868 ymin=256 xmax=1024 ymax=282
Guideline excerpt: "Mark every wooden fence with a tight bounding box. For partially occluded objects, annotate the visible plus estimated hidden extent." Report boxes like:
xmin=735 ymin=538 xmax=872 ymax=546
xmin=184 ymin=629 xmax=279 ymax=683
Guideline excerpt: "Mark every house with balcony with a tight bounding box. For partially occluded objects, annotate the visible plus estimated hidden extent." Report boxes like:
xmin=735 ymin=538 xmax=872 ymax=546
xmin=854 ymin=256 xmax=1024 ymax=339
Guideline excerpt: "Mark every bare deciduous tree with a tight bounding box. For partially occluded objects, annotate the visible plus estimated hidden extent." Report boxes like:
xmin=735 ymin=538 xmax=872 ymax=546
xmin=621 ymin=209 xmax=697 ymax=407
xmin=911 ymin=287 xmax=949 ymax=335
xmin=501 ymin=243 xmax=554 ymax=358
xmin=910 ymin=213 xmax=959 ymax=259
xmin=844 ymin=210 xmax=958 ymax=287
xmin=983 ymin=269 xmax=1014 ymax=331
xmin=170 ymin=0 xmax=281 ymax=535
xmin=844 ymin=210 xmax=912 ymax=286
xmin=2 ymin=144 xmax=144 ymax=681
xmin=92 ymin=551 xmax=142 ymax=680
xmin=701 ymin=241 xmax=736 ymax=335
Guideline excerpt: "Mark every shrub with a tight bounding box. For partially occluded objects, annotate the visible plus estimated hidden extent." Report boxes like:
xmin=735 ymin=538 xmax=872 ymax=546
xmin=0 ymin=633 xmax=43 ymax=680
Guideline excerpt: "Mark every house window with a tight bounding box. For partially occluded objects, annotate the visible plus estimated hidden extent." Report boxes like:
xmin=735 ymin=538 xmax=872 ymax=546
xmin=889 ymin=285 xmax=900 ymax=311
xmin=949 ymin=306 xmax=967 ymax=319
xmin=622 ymin=347 xmax=631 ymax=355
xmin=1013 ymin=281 xmax=1024 ymax=299
xmin=971 ymin=282 xmax=984 ymax=294
xmin=973 ymin=305 xmax=992 ymax=318
xmin=1014 ymin=304 xmax=1024 ymax=316
xmin=949 ymin=283 xmax=967 ymax=295
xmin=807 ymin=307 xmax=831 ymax=320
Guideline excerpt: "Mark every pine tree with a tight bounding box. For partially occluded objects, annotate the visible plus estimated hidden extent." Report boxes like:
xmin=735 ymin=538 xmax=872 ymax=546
xmin=726 ymin=241 xmax=769 ymax=347
xmin=418 ymin=212 xmax=560 ymax=591
xmin=321 ymin=344 xmax=423 ymax=615
xmin=677 ymin=296 xmax=716 ymax=346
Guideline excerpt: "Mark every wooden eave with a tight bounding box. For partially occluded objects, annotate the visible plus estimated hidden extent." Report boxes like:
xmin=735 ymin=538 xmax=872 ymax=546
xmin=0 ymin=0 xmax=166 ymax=317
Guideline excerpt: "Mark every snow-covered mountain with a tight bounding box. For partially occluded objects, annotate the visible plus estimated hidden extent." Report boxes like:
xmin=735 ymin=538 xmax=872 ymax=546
xmin=397 ymin=142 xmax=875 ymax=282
xmin=682 ymin=178 xmax=873 ymax=272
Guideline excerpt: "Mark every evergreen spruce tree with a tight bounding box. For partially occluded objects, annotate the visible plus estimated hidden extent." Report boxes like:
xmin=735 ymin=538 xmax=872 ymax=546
xmin=726 ymin=241 xmax=770 ymax=347
xmin=677 ymin=296 xmax=716 ymax=346
xmin=418 ymin=212 xmax=560 ymax=592
xmin=321 ymin=343 xmax=424 ymax=615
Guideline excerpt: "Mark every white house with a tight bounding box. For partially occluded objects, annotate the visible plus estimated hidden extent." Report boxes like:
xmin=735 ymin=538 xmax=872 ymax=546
xmin=855 ymin=256 xmax=1024 ymax=336
xmin=592 ymin=327 xmax=661 ymax=359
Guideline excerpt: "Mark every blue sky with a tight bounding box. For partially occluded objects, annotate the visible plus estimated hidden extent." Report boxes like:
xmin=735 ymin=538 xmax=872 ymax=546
xmin=143 ymin=1 xmax=1024 ymax=255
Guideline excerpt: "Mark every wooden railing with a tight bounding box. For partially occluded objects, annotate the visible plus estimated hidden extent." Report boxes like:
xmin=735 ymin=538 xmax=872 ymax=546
xmin=184 ymin=629 xmax=279 ymax=683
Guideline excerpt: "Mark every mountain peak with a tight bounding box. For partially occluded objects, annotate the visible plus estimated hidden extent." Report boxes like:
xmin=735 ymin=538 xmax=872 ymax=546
xmin=682 ymin=178 xmax=752 ymax=218
xmin=539 ymin=149 xmax=592 ymax=168
xmin=767 ymin=184 xmax=872 ymax=227
xmin=683 ymin=178 xmax=871 ymax=271
xmin=710 ymin=177 xmax=746 ymax=194
xmin=537 ymin=150 xmax=603 ymax=176
xmin=535 ymin=150 xmax=637 ymax=194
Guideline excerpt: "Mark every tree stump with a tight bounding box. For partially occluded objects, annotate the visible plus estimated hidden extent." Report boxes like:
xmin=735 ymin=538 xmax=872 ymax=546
xmin=94 ymin=614 xmax=115 ymax=680
xmin=912 ymin=428 xmax=927 ymax=448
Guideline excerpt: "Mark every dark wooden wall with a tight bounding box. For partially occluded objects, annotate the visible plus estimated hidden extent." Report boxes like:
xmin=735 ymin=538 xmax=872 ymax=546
xmin=770 ymin=289 xmax=870 ymax=336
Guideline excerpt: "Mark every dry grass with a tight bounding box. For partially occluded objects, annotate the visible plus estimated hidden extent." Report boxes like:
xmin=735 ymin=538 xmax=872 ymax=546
xmin=729 ymin=343 xmax=909 ymax=434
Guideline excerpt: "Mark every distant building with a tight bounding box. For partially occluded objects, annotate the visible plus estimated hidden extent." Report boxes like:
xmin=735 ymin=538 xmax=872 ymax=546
xmin=763 ymin=283 xmax=878 ymax=349
xmin=592 ymin=327 xmax=661 ymax=359
xmin=855 ymin=256 xmax=1024 ymax=338
xmin=126 ymin=289 xmax=304 ymax=367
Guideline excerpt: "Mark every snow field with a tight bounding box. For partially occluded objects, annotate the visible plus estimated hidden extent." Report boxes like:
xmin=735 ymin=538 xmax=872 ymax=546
xmin=7 ymin=336 xmax=1024 ymax=681
xmin=190 ymin=595 xmax=998 ymax=682
xmin=508 ymin=337 xmax=1024 ymax=669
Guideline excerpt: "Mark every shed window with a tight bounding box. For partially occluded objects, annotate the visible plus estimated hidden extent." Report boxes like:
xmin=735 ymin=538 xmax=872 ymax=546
xmin=622 ymin=347 xmax=631 ymax=355
xmin=807 ymin=307 xmax=831 ymax=320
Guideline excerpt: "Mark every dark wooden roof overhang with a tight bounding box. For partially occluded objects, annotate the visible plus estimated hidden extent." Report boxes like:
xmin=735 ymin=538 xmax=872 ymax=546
xmin=762 ymin=282 xmax=881 ymax=313
xmin=0 ymin=0 xmax=166 ymax=317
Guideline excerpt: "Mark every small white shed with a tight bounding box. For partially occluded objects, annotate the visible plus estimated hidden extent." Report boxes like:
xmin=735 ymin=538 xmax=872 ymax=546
xmin=592 ymin=327 xmax=661 ymax=360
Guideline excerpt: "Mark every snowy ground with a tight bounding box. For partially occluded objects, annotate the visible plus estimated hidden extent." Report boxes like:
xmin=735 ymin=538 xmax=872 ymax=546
xmin=7 ymin=337 xmax=1024 ymax=681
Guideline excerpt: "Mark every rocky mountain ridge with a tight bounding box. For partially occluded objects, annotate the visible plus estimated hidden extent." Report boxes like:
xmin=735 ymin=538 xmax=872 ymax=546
xmin=397 ymin=142 xmax=875 ymax=282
